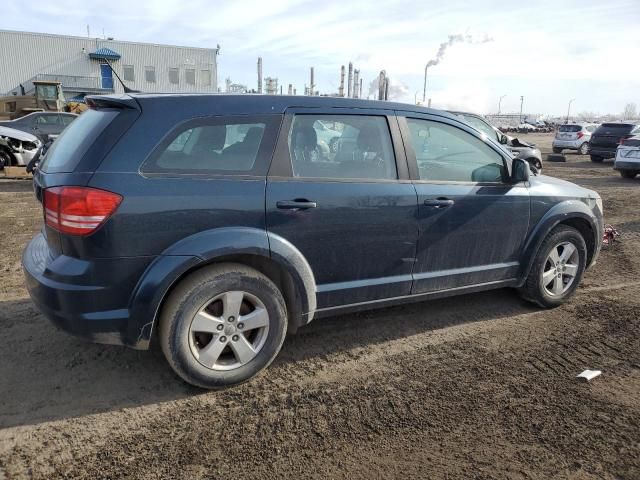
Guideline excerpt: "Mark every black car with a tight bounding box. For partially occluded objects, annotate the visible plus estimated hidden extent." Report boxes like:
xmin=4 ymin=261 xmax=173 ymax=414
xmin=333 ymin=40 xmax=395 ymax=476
xmin=589 ymin=122 xmax=640 ymax=162
xmin=23 ymin=94 xmax=603 ymax=389
xmin=0 ymin=112 xmax=78 ymax=143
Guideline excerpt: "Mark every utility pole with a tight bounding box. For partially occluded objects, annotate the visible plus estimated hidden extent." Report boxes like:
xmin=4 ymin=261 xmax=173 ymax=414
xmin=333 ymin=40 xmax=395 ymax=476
xmin=422 ymin=65 xmax=429 ymax=104
xmin=566 ymin=98 xmax=575 ymax=124
xmin=498 ymin=94 xmax=506 ymax=115
xmin=519 ymin=95 xmax=524 ymax=123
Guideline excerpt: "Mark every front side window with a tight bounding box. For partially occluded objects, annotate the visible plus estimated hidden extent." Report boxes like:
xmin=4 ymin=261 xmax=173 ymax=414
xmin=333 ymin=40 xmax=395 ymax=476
xmin=145 ymin=66 xmax=156 ymax=83
xmin=288 ymin=114 xmax=397 ymax=180
xmin=123 ymin=65 xmax=135 ymax=82
xmin=143 ymin=116 xmax=279 ymax=175
xmin=36 ymin=115 xmax=59 ymax=125
xmin=406 ymin=118 xmax=506 ymax=183
xmin=456 ymin=113 xmax=499 ymax=142
xmin=169 ymin=68 xmax=179 ymax=84
xmin=185 ymin=69 xmax=196 ymax=85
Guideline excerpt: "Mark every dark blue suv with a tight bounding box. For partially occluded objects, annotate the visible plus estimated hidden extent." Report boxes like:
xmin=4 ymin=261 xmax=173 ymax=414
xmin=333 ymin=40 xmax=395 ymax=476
xmin=23 ymin=94 xmax=603 ymax=388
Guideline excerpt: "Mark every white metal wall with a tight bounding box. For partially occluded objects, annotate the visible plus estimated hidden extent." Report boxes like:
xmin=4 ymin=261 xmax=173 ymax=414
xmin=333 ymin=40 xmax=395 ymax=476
xmin=0 ymin=30 xmax=218 ymax=95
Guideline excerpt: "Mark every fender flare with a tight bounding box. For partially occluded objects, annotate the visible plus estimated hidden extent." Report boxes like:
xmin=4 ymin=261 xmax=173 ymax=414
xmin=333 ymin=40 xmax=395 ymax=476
xmin=518 ymin=200 xmax=600 ymax=285
xmin=126 ymin=227 xmax=316 ymax=348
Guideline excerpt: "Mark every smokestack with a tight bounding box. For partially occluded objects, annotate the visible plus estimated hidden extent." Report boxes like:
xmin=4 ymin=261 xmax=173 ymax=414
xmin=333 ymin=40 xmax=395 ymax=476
xmin=293 ymin=88 xmax=297 ymax=95
xmin=378 ymin=71 xmax=386 ymax=100
xmin=288 ymin=84 xmax=293 ymax=95
xmin=353 ymin=70 xmax=360 ymax=99
xmin=310 ymin=67 xmax=315 ymax=96
xmin=339 ymin=65 xmax=345 ymax=97
xmin=280 ymin=85 xmax=283 ymax=95
xmin=384 ymin=78 xmax=389 ymax=101
xmin=359 ymin=78 xmax=363 ymax=99
xmin=347 ymin=62 xmax=353 ymax=98
xmin=257 ymin=57 xmax=263 ymax=94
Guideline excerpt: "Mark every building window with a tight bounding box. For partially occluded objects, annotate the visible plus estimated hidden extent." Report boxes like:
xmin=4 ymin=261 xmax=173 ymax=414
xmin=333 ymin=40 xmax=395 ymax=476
xmin=5 ymin=101 xmax=16 ymax=113
xmin=123 ymin=65 xmax=135 ymax=82
xmin=145 ymin=66 xmax=156 ymax=83
xmin=201 ymin=69 xmax=211 ymax=86
xmin=169 ymin=68 xmax=179 ymax=84
xmin=185 ymin=69 xmax=196 ymax=85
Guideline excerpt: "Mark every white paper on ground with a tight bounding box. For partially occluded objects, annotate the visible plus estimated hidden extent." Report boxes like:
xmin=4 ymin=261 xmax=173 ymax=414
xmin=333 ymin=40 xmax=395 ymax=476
xmin=576 ymin=370 xmax=602 ymax=382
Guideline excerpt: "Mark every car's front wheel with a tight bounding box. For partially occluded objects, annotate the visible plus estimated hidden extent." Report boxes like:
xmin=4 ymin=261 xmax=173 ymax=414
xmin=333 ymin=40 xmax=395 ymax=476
xmin=0 ymin=148 xmax=12 ymax=170
xmin=590 ymin=155 xmax=603 ymax=163
xmin=527 ymin=158 xmax=542 ymax=173
xmin=552 ymin=147 xmax=562 ymax=154
xmin=159 ymin=263 xmax=287 ymax=389
xmin=518 ymin=225 xmax=587 ymax=308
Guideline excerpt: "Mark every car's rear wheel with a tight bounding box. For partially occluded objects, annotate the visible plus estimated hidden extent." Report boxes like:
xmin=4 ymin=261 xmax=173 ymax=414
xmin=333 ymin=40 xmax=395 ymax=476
xmin=578 ymin=142 xmax=589 ymax=155
xmin=620 ymin=170 xmax=638 ymax=179
xmin=159 ymin=263 xmax=287 ymax=389
xmin=518 ymin=225 xmax=587 ymax=308
xmin=590 ymin=155 xmax=603 ymax=163
xmin=0 ymin=148 xmax=12 ymax=170
xmin=552 ymin=147 xmax=562 ymax=154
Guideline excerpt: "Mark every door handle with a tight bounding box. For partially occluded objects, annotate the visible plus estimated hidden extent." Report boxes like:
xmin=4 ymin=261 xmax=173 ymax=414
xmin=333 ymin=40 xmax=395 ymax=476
xmin=424 ymin=198 xmax=454 ymax=208
xmin=276 ymin=200 xmax=318 ymax=210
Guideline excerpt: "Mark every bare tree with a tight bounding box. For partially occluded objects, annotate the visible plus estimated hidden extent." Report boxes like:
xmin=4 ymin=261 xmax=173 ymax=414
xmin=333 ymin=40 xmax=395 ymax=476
xmin=623 ymin=103 xmax=637 ymax=120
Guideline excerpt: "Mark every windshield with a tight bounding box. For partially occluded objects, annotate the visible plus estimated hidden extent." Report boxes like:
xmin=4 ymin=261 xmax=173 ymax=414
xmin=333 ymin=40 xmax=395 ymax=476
xmin=559 ymin=125 xmax=582 ymax=132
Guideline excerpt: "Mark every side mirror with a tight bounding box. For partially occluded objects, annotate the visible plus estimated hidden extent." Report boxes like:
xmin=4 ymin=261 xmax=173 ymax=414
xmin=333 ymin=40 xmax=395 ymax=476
xmin=500 ymin=134 xmax=508 ymax=145
xmin=511 ymin=157 xmax=530 ymax=183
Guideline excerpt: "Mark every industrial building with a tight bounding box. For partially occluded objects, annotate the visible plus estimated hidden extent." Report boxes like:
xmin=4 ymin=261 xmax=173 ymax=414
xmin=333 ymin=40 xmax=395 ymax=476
xmin=0 ymin=30 xmax=219 ymax=99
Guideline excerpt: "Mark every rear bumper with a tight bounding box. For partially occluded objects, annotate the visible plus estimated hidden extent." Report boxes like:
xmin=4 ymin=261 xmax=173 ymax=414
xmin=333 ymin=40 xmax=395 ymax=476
xmin=552 ymin=139 xmax=581 ymax=149
xmin=614 ymin=160 xmax=640 ymax=171
xmin=22 ymin=233 xmax=156 ymax=349
xmin=589 ymin=147 xmax=616 ymax=158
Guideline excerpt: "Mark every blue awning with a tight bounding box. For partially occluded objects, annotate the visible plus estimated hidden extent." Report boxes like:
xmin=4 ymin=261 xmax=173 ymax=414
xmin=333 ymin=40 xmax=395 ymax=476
xmin=88 ymin=47 xmax=121 ymax=60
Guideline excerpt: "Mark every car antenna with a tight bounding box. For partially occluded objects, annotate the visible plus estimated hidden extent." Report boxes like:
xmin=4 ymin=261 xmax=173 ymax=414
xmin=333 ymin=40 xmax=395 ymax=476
xmin=103 ymin=58 xmax=141 ymax=94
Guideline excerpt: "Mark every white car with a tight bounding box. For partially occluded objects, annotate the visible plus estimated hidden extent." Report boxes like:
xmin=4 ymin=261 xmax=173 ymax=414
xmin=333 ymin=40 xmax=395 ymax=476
xmin=552 ymin=124 xmax=598 ymax=155
xmin=614 ymin=135 xmax=640 ymax=179
xmin=0 ymin=125 xmax=42 ymax=169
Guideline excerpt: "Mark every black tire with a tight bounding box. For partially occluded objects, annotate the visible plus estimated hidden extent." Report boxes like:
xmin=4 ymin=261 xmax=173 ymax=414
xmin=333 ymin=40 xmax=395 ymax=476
xmin=552 ymin=147 xmax=562 ymax=154
xmin=518 ymin=225 xmax=587 ymax=308
xmin=0 ymin=148 xmax=12 ymax=170
xmin=590 ymin=155 xmax=603 ymax=163
xmin=159 ymin=263 xmax=287 ymax=389
xmin=620 ymin=170 xmax=638 ymax=179
xmin=578 ymin=142 xmax=589 ymax=155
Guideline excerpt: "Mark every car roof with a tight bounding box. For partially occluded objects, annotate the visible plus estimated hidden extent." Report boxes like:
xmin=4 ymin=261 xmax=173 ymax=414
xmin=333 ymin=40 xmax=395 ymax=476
xmin=92 ymin=93 xmax=461 ymax=121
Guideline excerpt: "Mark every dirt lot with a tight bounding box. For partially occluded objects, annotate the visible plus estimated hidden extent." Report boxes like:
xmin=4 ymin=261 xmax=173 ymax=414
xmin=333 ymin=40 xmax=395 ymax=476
xmin=1 ymin=133 xmax=639 ymax=479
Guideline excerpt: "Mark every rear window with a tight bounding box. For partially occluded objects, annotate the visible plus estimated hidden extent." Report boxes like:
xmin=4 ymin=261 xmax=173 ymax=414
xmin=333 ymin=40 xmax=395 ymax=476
xmin=39 ymin=109 xmax=118 ymax=173
xmin=142 ymin=115 xmax=280 ymax=176
xmin=595 ymin=123 xmax=635 ymax=135
xmin=559 ymin=125 xmax=582 ymax=132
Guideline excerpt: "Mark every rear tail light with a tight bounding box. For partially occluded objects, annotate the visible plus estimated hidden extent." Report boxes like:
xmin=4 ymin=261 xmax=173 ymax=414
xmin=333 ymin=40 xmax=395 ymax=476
xmin=577 ymin=131 xmax=584 ymax=139
xmin=43 ymin=186 xmax=122 ymax=236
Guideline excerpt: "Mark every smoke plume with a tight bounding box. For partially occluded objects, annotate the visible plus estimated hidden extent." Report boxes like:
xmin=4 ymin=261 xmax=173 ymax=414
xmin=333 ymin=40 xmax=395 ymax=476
xmin=426 ymin=33 xmax=493 ymax=68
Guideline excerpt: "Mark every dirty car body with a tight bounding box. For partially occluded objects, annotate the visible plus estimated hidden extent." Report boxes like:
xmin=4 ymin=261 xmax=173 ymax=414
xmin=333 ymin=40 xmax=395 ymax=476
xmin=22 ymin=94 xmax=604 ymax=388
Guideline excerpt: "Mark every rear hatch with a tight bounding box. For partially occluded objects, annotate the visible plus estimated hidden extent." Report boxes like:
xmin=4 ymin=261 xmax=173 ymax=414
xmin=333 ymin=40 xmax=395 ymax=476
xmin=590 ymin=123 xmax=635 ymax=148
xmin=556 ymin=124 xmax=582 ymax=141
xmin=33 ymin=96 xmax=140 ymax=256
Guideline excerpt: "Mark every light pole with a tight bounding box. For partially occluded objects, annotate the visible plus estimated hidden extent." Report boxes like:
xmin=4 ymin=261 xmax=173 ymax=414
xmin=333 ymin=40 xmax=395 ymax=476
xmin=422 ymin=65 xmax=429 ymax=104
xmin=566 ymin=98 xmax=575 ymax=124
xmin=519 ymin=95 xmax=524 ymax=123
xmin=498 ymin=94 xmax=506 ymax=115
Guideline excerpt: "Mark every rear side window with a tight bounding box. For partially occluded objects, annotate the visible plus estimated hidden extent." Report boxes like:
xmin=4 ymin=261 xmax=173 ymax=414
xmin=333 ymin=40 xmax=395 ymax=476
xmin=559 ymin=125 xmax=581 ymax=132
xmin=39 ymin=109 xmax=118 ymax=173
xmin=405 ymin=118 xmax=505 ymax=183
xmin=142 ymin=115 xmax=280 ymax=176
xmin=288 ymin=114 xmax=397 ymax=180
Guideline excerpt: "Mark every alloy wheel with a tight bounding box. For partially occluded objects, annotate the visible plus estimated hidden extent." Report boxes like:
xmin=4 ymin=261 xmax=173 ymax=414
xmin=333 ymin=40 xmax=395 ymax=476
xmin=541 ymin=242 xmax=579 ymax=296
xmin=188 ymin=290 xmax=270 ymax=370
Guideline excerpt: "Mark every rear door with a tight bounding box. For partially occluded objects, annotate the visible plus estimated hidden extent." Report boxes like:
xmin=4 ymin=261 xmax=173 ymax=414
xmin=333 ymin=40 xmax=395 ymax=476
xmin=398 ymin=113 xmax=530 ymax=293
xmin=266 ymin=109 xmax=418 ymax=309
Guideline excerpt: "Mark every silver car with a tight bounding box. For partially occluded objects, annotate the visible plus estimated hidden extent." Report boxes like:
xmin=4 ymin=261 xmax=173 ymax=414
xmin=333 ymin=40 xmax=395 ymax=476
xmin=614 ymin=135 xmax=640 ymax=179
xmin=0 ymin=126 xmax=42 ymax=169
xmin=553 ymin=124 xmax=597 ymax=155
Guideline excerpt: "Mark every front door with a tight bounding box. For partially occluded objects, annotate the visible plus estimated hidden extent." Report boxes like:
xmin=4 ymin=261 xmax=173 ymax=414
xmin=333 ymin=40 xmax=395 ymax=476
xmin=100 ymin=63 xmax=114 ymax=90
xmin=399 ymin=114 xmax=530 ymax=293
xmin=266 ymin=110 xmax=418 ymax=309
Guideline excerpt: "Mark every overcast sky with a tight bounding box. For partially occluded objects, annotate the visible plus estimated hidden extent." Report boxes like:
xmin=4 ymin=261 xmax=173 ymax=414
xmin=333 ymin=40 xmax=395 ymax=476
xmin=2 ymin=0 xmax=638 ymax=116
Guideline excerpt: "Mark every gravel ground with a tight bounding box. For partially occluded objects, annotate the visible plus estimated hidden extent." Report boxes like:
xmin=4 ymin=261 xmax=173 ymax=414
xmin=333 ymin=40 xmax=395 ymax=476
xmin=1 ymin=133 xmax=639 ymax=479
